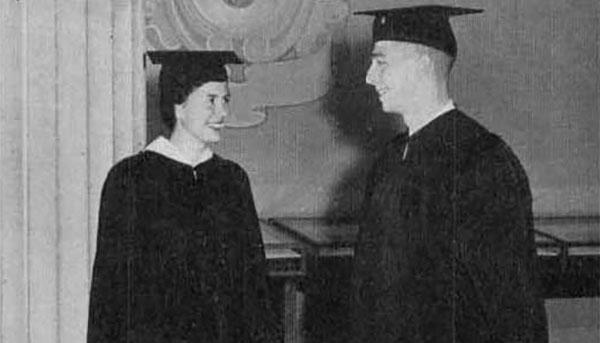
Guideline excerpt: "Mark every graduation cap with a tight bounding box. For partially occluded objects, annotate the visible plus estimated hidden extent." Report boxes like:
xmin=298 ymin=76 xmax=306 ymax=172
xmin=355 ymin=5 xmax=483 ymax=57
xmin=147 ymin=50 xmax=243 ymax=83
xmin=147 ymin=51 xmax=244 ymax=130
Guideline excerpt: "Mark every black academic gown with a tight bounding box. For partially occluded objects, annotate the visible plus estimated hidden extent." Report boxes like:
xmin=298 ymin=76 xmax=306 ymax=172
xmin=87 ymin=152 xmax=277 ymax=343
xmin=351 ymin=110 xmax=548 ymax=343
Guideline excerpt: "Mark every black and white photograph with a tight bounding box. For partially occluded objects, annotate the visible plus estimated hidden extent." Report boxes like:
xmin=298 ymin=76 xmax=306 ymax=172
xmin=0 ymin=1 xmax=598 ymax=342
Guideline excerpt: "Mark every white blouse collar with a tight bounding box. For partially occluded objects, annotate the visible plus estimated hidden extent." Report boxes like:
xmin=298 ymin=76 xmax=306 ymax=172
xmin=145 ymin=136 xmax=213 ymax=167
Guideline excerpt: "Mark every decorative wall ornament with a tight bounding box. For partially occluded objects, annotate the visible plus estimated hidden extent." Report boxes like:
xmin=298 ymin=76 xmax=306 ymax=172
xmin=145 ymin=0 xmax=349 ymax=127
xmin=223 ymin=0 xmax=255 ymax=9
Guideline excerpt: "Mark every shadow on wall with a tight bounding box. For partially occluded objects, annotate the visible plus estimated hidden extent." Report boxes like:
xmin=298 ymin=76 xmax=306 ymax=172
xmin=322 ymin=36 xmax=405 ymax=221
xmin=302 ymin=36 xmax=407 ymax=343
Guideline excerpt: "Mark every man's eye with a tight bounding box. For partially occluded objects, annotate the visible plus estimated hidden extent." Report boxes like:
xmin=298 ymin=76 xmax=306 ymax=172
xmin=224 ymin=96 xmax=231 ymax=104
xmin=208 ymin=96 xmax=216 ymax=105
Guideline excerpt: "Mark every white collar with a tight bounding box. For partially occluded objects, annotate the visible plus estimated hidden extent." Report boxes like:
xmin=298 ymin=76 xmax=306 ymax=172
xmin=145 ymin=136 xmax=213 ymax=167
xmin=409 ymin=100 xmax=456 ymax=137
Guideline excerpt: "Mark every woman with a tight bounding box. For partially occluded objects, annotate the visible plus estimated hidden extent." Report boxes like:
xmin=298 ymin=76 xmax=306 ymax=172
xmin=87 ymin=51 xmax=278 ymax=343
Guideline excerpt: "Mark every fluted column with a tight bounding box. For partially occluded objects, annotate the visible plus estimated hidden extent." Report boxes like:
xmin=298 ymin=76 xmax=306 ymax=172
xmin=0 ymin=1 xmax=146 ymax=342
xmin=0 ymin=2 xmax=27 ymax=343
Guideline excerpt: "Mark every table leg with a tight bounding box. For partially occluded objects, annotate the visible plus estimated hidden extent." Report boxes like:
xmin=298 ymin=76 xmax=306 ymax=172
xmin=283 ymin=279 xmax=305 ymax=343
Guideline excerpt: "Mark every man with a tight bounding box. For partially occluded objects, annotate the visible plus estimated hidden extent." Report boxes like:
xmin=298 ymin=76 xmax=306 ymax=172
xmin=350 ymin=5 xmax=548 ymax=343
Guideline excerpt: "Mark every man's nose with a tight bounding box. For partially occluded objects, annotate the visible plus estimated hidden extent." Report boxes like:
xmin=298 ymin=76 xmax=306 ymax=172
xmin=365 ymin=63 xmax=376 ymax=86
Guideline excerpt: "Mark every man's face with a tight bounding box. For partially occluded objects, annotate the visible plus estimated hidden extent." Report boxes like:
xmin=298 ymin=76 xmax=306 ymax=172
xmin=365 ymin=41 xmax=424 ymax=114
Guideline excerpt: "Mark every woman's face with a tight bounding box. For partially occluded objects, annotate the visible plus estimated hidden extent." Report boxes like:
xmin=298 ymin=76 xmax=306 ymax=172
xmin=175 ymin=81 xmax=231 ymax=143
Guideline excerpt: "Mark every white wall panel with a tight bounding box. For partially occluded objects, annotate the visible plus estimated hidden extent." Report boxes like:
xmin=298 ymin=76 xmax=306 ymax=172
xmin=0 ymin=1 xmax=27 ymax=342
xmin=56 ymin=0 xmax=90 ymax=342
xmin=26 ymin=0 xmax=59 ymax=341
xmin=0 ymin=1 xmax=146 ymax=341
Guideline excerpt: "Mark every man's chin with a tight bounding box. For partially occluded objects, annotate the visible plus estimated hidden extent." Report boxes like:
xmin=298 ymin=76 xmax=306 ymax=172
xmin=380 ymin=100 xmax=401 ymax=114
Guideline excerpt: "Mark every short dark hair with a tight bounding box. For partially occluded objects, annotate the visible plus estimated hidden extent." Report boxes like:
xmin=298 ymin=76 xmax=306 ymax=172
xmin=158 ymin=64 xmax=229 ymax=132
xmin=412 ymin=44 xmax=455 ymax=78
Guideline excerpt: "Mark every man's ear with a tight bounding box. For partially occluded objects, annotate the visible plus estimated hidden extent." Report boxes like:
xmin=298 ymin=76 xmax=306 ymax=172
xmin=405 ymin=44 xmax=428 ymax=66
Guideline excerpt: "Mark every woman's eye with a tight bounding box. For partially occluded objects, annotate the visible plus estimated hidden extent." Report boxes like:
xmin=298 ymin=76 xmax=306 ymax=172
xmin=223 ymin=96 xmax=231 ymax=104
xmin=208 ymin=96 xmax=216 ymax=105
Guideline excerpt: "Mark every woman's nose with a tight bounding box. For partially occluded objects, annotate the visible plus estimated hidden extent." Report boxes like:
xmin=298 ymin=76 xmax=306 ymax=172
xmin=216 ymin=100 xmax=229 ymax=118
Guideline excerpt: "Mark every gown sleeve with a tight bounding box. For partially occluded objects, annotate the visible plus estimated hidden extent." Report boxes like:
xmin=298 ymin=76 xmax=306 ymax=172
xmin=233 ymin=168 xmax=281 ymax=343
xmin=87 ymin=162 xmax=137 ymax=343
xmin=405 ymin=144 xmax=547 ymax=343
xmin=350 ymin=158 xmax=385 ymax=341
xmin=450 ymin=145 xmax=547 ymax=343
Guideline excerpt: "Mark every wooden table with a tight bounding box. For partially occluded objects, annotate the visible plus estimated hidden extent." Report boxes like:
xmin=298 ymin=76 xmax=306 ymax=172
xmin=267 ymin=216 xmax=600 ymax=257
xmin=533 ymin=217 xmax=600 ymax=297
xmin=266 ymin=216 xmax=600 ymax=294
xmin=263 ymin=217 xmax=600 ymax=342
